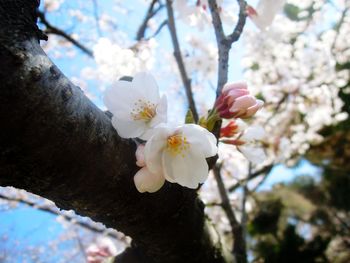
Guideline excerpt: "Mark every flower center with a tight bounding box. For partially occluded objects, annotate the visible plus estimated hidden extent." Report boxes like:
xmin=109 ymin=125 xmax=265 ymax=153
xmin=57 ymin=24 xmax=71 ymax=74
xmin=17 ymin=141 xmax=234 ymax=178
xmin=131 ymin=99 xmax=156 ymax=122
xmin=166 ymin=133 xmax=190 ymax=157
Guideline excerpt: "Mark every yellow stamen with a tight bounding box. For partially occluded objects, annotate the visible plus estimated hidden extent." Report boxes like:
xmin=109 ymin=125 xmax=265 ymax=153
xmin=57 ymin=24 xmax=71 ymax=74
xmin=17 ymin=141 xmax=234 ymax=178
xmin=166 ymin=133 xmax=190 ymax=157
xmin=131 ymin=99 xmax=156 ymax=122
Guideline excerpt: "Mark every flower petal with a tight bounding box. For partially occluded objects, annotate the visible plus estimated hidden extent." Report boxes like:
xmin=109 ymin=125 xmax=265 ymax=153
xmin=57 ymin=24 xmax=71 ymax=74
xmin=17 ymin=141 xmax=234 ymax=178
xmin=149 ymin=94 xmax=167 ymax=128
xmin=134 ymin=167 xmax=165 ymax=193
xmin=222 ymin=82 xmax=247 ymax=93
xmin=162 ymin=146 xmax=209 ymax=189
xmin=181 ymin=124 xmax=218 ymax=158
xmin=230 ymin=95 xmax=256 ymax=113
xmin=104 ymin=80 xmax=134 ymax=113
xmin=244 ymin=100 xmax=264 ymax=118
xmin=132 ymin=72 xmax=160 ymax=102
xmin=144 ymin=127 xmax=169 ymax=173
xmin=111 ymin=116 xmax=146 ymax=139
xmin=241 ymin=125 xmax=265 ymax=142
xmin=238 ymin=145 xmax=266 ymax=164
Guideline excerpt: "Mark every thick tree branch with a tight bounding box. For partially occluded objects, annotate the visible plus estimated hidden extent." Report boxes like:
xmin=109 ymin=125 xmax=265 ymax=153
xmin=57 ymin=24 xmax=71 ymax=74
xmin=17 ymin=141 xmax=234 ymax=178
xmin=37 ymin=10 xmax=94 ymax=58
xmin=0 ymin=1 xmax=229 ymax=262
xmin=0 ymin=192 xmax=127 ymax=242
xmin=166 ymin=0 xmax=199 ymax=122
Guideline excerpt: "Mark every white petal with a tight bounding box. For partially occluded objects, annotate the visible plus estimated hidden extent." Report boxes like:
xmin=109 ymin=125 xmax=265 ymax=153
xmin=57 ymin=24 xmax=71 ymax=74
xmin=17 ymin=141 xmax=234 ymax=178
xmin=111 ymin=116 xmax=146 ymax=139
xmin=252 ymin=0 xmax=286 ymax=30
xmin=144 ymin=127 xmax=169 ymax=173
xmin=162 ymin=146 xmax=209 ymax=189
xmin=181 ymin=124 xmax=217 ymax=158
xmin=239 ymin=145 xmax=266 ymax=164
xmin=149 ymin=94 xmax=168 ymax=128
xmin=241 ymin=126 xmax=265 ymax=142
xmin=132 ymin=72 xmax=160 ymax=102
xmin=235 ymin=119 xmax=248 ymax=132
xmin=134 ymin=167 xmax=165 ymax=193
xmin=103 ymin=80 xmax=134 ymax=113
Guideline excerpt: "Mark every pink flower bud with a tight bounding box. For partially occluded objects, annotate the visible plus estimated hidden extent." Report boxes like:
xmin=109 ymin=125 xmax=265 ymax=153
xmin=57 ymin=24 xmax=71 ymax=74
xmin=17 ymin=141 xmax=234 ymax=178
xmin=215 ymin=82 xmax=263 ymax=119
xmin=220 ymin=121 xmax=239 ymax=138
xmin=135 ymin=144 xmax=146 ymax=167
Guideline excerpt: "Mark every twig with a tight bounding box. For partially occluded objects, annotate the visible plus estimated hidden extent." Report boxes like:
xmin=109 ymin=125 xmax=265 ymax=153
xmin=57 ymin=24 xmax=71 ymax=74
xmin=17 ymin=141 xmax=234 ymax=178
xmin=37 ymin=11 xmax=94 ymax=58
xmin=213 ymin=164 xmax=247 ymax=263
xmin=92 ymin=0 xmax=102 ymax=37
xmin=136 ymin=0 xmax=164 ymax=40
xmin=240 ymin=163 xmax=251 ymax=248
xmin=0 ymin=193 xmax=126 ymax=242
xmin=165 ymin=0 xmax=199 ymax=122
xmin=208 ymin=0 xmax=247 ymax=97
xmin=145 ymin=20 xmax=168 ymax=40
xmin=228 ymin=164 xmax=274 ymax=192
xmin=331 ymin=7 xmax=349 ymax=52
xmin=226 ymin=0 xmax=247 ymax=44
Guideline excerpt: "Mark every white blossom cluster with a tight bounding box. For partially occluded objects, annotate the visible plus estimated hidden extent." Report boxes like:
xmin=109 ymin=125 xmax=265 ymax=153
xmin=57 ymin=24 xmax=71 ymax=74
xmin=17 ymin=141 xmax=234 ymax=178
xmin=241 ymin=1 xmax=349 ymax=165
xmin=185 ymin=36 xmax=218 ymax=79
xmin=174 ymin=0 xmax=237 ymax=30
xmin=93 ymin=38 xmax=157 ymax=82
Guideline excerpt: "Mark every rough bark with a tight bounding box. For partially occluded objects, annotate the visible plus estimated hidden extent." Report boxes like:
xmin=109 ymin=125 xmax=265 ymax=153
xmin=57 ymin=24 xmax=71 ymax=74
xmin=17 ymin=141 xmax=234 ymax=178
xmin=0 ymin=1 xmax=233 ymax=262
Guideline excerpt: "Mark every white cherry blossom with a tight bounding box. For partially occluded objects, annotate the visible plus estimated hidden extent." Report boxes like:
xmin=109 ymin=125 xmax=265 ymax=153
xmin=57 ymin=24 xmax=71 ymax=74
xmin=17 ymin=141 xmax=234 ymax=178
xmin=247 ymin=0 xmax=286 ymax=31
xmin=238 ymin=125 xmax=267 ymax=165
xmin=104 ymin=72 xmax=167 ymax=140
xmin=144 ymin=124 xmax=218 ymax=189
xmin=134 ymin=144 xmax=165 ymax=193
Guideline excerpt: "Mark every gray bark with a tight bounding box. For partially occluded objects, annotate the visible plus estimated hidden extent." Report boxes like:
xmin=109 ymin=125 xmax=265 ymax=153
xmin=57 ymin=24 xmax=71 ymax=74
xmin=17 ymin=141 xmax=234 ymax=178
xmin=0 ymin=0 xmax=233 ymax=262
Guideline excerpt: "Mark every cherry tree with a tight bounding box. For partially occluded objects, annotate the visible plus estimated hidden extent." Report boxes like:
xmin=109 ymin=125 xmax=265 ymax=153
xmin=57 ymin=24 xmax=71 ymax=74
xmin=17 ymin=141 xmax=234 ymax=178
xmin=0 ymin=0 xmax=349 ymax=262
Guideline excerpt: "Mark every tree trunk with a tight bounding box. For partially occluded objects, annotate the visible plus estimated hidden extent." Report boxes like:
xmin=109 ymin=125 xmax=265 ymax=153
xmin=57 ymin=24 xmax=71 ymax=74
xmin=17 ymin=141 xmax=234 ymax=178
xmin=0 ymin=1 xmax=233 ymax=262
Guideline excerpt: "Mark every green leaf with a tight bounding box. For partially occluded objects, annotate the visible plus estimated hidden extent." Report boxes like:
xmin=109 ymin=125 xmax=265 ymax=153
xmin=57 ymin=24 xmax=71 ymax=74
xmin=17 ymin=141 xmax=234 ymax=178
xmin=284 ymin=4 xmax=302 ymax=21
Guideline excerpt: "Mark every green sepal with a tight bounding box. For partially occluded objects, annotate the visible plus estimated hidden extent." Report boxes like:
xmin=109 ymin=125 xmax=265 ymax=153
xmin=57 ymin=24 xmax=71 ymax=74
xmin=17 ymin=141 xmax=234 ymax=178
xmin=185 ymin=109 xmax=195 ymax=124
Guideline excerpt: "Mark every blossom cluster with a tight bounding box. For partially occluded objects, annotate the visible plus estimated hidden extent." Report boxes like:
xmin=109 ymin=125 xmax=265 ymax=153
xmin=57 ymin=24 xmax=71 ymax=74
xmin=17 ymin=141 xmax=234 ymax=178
xmin=104 ymin=71 xmax=265 ymax=193
xmin=104 ymin=72 xmax=218 ymax=193
xmin=241 ymin=0 xmax=349 ymax=165
xmin=93 ymin=38 xmax=157 ymax=83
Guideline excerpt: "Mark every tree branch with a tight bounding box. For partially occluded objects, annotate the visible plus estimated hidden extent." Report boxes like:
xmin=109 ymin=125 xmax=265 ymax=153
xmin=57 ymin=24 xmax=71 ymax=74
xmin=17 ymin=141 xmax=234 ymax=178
xmin=165 ymin=0 xmax=199 ymax=122
xmin=208 ymin=0 xmax=247 ymax=97
xmin=0 ymin=192 xmax=128 ymax=242
xmin=136 ymin=0 xmax=164 ymax=41
xmin=228 ymin=164 xmax=274 ymax=192
xmin=213 ymin=165 xmax=247 ymax=263
xmin=37 ymin=10 xmax=94 ymax=58
xmin=91 ymin=0 xmax=102 ymax=37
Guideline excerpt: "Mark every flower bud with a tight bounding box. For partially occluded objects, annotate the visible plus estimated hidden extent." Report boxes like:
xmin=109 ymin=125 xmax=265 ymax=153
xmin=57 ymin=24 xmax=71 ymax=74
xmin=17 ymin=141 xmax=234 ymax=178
xmin=215 ymin=82 xmax=263 ymax=119
xmin=135 ymin=144 xmax=146 ymax=167
xmin=220 ymin=121 xmax=239 ymax=138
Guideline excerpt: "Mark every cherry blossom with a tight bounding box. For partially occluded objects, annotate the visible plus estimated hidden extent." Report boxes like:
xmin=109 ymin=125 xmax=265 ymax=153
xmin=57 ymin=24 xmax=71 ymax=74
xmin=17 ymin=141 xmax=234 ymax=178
xmin=134 ymin=144 xmax=165 ymax=193
xmin=86 ymin=237 xmax=118 ymax=263
xmin=221 ymin=119 xmax=266 ymax=164
xmin=247 ymin=0 xmax=286 ymax=31
xmin=144 ymin=124 xmax=218 ymax=189
xmin=104 ymin=72 xmax=167 ymax=140
xmin=93 ymin=38 xmax=156 ymax=82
